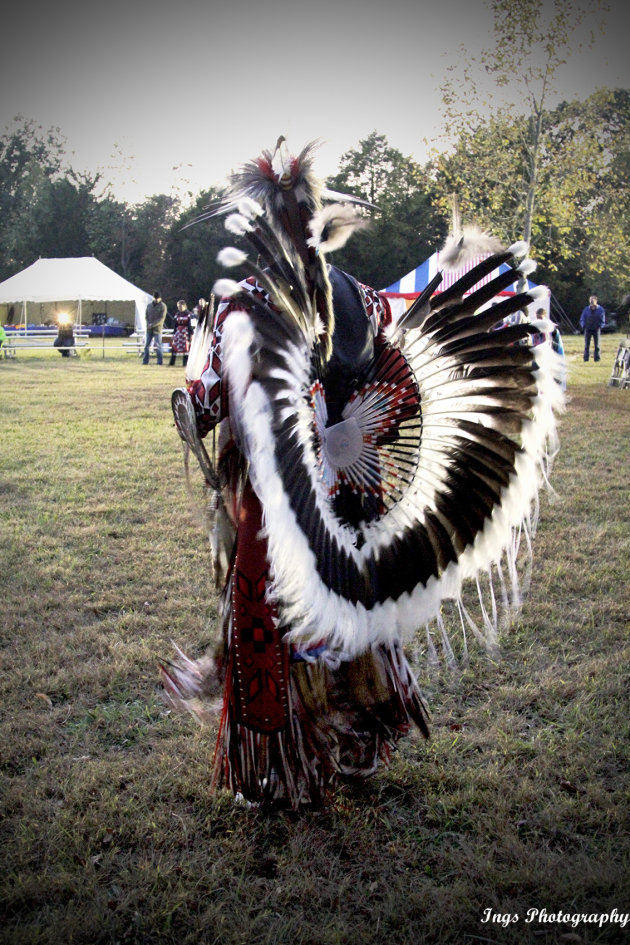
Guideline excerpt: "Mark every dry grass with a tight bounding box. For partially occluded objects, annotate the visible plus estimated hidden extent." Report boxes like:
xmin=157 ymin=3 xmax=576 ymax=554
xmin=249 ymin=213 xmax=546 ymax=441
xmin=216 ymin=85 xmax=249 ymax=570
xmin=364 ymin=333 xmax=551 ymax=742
xmin=1 ymin=336 xmax=629 ymax=944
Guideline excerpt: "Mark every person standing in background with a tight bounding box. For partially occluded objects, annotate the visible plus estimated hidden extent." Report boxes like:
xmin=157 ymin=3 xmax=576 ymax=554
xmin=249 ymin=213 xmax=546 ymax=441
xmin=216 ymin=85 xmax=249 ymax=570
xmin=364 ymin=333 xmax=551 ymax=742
xmin=580 ymin=295 xmax=606 ymax=362
xmin=143 ymin=292 xmax=167 ymax=365
xmin=169 ymin=300 xmax=194 ymax=367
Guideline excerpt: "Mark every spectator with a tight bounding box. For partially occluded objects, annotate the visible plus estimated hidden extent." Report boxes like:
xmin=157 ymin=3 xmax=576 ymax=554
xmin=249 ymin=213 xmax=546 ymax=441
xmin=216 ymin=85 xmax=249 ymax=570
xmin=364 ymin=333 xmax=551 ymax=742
xmin=169 ymin=300 xmax=194 ymax=367
xmin=535 ymin=306 xmax=564 ymax=356
xmin=580 ymin=295 xmax=605 ymax=362
xmin=143 ymin=292 xmax=167 ymax=365
xmin=53 ymin=316 xmax=75 ymax=358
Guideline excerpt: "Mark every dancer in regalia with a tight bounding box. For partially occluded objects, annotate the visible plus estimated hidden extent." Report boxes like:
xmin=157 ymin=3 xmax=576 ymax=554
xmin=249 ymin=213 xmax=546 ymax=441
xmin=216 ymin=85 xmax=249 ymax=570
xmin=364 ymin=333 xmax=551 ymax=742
xmin=162 ymin=138 xmax=564 ymax=808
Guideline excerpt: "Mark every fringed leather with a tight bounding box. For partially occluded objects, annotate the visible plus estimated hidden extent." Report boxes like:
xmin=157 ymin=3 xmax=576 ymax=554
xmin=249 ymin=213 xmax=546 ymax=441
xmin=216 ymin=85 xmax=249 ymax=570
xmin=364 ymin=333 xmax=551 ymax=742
xmin=209 ymin=638 xmax=430 ymax=808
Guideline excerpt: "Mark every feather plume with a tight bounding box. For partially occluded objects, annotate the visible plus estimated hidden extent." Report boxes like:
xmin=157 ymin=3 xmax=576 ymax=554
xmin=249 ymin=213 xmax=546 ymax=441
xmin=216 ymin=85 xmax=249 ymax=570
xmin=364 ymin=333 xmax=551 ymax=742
xmin=180 ymin=138 xmax=381 ymax=366
xmin=321 ymin=188 xmax=379 ymax=210
xmin=440 ymin=226 xmax=505 ymax=269
xmin=307 ymin=203 xmax=369 ymax=252
xmin=213 ymin=138 xmax=350 ymax=361
xmin=159 ymin=642 xmax=222 ymax=724
xmin=230 ymin=140 xmax=323 ymax=224
xmin=211 ymin=222 xmax=564 ymax=660
xmin=186 ymin=295 xmax=215 ymax=383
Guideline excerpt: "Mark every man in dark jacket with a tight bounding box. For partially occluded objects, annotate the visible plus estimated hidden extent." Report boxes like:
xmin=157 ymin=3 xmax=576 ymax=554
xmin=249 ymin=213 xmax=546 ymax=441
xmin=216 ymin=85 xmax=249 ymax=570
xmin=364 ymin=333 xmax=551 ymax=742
xmin=143 ymin=291 xmax=167 ymax=365
xmin=580 ymin=295 xmax=606 ymax=362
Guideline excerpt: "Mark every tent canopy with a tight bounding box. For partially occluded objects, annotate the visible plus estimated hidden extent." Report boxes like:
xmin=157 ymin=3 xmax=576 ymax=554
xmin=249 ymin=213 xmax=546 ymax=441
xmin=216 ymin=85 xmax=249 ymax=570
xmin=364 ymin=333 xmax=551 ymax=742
xmin=0 ymin=257 xmax=152 ymax=332
xmin=382 ymin=249 xmax=548 ymax=321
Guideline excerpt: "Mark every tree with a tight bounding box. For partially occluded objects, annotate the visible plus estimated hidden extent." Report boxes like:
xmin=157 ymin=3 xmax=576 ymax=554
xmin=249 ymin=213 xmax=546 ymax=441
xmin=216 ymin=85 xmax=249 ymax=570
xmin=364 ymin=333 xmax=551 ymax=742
xmin=493 ymin=0 xmax=609 ymax=246
xmin=29 ymin=172 xmax=101 ymax=260
xmin=125 ymin=194 xmax=181 ymax=299
xmin=430 ymin=0 xmax=630 ymax=314
xmin=326 ymin=132 xmax=447 ymax=288
xmin=327 ymin=132 xmax=419 ymax=207
xmin=164 ymin=188 xmax=228 ymax=306
xmin=436 ymin=0 xmax=607 ymax=245
xmin=433 ymin=87 xmax=630 ymax=315
xmin=87 ymin=195 xmax=133 ymax=277
xmin=0 ymin=117 xmax=67 ymax=278
xmin=432 ymin=117 xmax=526 ymax=242
xmin=539 ymin=88 xmax=630 ymax=313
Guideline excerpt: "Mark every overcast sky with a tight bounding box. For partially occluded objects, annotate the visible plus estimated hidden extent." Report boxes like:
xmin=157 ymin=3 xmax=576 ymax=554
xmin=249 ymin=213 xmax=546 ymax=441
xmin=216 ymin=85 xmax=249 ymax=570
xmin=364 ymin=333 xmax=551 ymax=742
xmin=1 ymin=0 xmax=628 ymax=204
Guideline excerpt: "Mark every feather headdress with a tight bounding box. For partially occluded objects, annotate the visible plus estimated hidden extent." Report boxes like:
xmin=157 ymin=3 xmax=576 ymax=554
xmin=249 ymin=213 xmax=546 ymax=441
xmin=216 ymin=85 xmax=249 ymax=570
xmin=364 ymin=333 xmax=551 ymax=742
xmin=184 ymin=137 xmax=371 ymax=366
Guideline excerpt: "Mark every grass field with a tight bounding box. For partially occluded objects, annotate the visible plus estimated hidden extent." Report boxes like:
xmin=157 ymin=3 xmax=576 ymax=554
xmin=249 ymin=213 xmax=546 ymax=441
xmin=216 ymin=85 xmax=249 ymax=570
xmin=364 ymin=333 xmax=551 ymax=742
xmin=1 ymin=334 xmax=629 ymax=945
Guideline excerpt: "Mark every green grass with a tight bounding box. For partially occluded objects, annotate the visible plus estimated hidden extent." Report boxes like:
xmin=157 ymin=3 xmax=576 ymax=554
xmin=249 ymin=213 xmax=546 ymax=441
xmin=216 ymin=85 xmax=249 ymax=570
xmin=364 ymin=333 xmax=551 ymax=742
xmin=1 ymin=335 xmax=629 ymax=944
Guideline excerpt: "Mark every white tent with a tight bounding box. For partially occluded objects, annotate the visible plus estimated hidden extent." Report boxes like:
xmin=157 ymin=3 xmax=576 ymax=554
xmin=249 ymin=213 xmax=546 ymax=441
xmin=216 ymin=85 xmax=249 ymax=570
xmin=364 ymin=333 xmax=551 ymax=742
xmin=0 ymin=257 xmax=152 ymax=332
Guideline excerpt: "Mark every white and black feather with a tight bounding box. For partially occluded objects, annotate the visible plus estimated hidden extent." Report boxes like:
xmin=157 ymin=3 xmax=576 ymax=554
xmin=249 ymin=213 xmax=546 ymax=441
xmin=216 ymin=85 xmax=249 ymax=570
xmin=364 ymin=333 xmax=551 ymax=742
xmin=177 ymin=140 xmax=564 ymax=663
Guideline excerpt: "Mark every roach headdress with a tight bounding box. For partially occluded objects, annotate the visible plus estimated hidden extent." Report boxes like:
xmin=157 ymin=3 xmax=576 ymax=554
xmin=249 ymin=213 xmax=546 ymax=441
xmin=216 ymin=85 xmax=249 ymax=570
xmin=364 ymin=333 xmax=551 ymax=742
xmin=185 ymin=137 xmax=370 ymax=366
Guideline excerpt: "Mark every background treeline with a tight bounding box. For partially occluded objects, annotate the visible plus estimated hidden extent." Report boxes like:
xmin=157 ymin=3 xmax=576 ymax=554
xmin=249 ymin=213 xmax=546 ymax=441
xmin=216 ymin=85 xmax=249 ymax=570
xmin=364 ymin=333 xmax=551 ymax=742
xmin=1 ymin=87 xmax=628 ymax=325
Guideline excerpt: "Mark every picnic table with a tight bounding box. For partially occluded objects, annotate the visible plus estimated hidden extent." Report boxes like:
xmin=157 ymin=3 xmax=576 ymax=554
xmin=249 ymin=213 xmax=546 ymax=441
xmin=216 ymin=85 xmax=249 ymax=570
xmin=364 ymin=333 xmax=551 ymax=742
xmin=3 ymin=327 xmax=92 ymax=358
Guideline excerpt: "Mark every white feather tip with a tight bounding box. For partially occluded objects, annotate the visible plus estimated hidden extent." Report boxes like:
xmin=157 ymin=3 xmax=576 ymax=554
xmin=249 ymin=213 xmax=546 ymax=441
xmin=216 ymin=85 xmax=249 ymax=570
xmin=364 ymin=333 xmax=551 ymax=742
xmin=519 ymin=258 xmax=537 ymax=277
xmin=508 ymin=240 xmax=529 ymax=260
xmin=217 ymin=247 xmax=248 ymax=268
xmin=225 ymin=213 xmax=252 ymax=236
xmin=237 ymin=197 xmax=264 ymax=220
xmin=212 ymin=278 xmax=242 ymax=299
